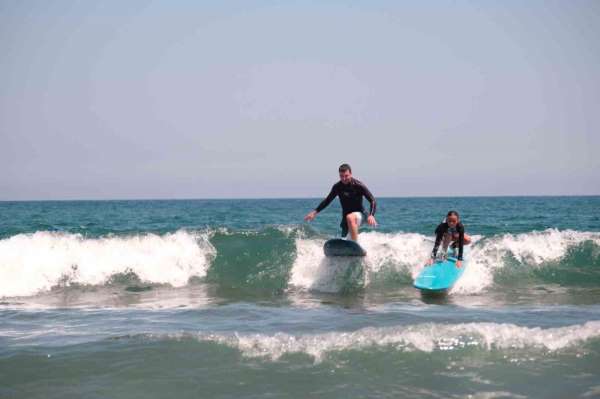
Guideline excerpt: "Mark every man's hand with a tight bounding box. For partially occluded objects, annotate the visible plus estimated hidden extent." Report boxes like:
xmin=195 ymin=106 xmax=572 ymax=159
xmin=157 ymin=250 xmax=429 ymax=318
xmin=304 ymin=210 xmax=317 ymax=222
xmin=367 ymin=215 xmax=377 ymax=226
xmin=456 ymin=260 xmax=463 ymax=268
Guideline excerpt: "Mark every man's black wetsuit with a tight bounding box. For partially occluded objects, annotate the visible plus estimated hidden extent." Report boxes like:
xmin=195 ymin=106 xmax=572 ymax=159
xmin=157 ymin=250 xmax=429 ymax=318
xmin=314 ymin=178 xmax=377 ymax=237
xmin=431 ymin=222 xmax=465 ymax=261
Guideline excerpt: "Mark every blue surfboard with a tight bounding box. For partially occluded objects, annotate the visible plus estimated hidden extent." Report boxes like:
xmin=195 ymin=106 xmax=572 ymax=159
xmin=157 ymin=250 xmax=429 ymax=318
xmin=413 ymin=247 xmax=468 ymax=293
xmin=324 ymin=238 xmax=367 ymax=257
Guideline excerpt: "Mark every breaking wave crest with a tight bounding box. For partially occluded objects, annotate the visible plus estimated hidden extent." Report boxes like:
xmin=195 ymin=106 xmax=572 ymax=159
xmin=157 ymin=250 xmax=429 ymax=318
xmin=1 ymin=228 xmax=599 ymax=298
xmin=0 ymin=230 xmax=215 ymax=297
xmin=291 ymin=229 xmax=600 ymax=294
xmin=155 ymin=320 xmax=600 ymax=362
xmin=454 ymin=229 xmax=600 ymax=294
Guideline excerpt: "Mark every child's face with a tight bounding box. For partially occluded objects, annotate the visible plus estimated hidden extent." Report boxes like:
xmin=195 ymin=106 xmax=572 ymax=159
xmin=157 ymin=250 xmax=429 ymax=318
xmin=447 ymin=216 xmax=458 ymax=227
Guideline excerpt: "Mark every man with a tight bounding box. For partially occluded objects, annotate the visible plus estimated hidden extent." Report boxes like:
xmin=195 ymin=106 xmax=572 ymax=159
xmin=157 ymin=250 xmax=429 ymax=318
xmin=304 ymin=163 xmax=377 ymax=241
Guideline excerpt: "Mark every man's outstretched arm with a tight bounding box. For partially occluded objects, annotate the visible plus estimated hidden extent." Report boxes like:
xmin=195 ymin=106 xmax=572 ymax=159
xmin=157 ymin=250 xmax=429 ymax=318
xmin=304 ymin=186 xmax=337 ymax=221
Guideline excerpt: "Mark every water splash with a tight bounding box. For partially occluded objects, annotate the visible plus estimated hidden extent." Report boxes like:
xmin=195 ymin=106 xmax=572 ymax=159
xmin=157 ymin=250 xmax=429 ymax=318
xmin=194 ymin=320 xmax=600 ymax=362
xmin=0 ymin=230 xmax=215 ymax=298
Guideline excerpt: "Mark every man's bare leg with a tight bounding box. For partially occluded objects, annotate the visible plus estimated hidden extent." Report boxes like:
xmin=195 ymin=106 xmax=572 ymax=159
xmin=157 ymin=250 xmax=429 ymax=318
xmin=346 ymin=213 xmax=359 ymax=241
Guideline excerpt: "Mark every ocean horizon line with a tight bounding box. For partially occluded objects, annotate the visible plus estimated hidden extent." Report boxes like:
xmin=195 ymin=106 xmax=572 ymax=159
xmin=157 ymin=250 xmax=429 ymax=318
xmin=1 ymin=194 xmax=599 ymax=203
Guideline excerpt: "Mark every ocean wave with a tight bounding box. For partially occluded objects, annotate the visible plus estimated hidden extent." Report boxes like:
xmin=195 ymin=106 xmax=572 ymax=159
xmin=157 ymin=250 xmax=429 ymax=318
xmin=289 ymin=231 xmax=432 ymax=292
xmin=291 ymin=229 xmax=600 ymax=294
xmin=157 ymin=320 xmax=600 ymax=362
xmin=1 ymin=228 xmax=599 ymax=298
xmin=453 ymin=229 xmax=600 ymax=294
xmin=206 ymin=227 xmax=297 ymax=292
xmin=0 ymin=230 xmax=215 ymax=298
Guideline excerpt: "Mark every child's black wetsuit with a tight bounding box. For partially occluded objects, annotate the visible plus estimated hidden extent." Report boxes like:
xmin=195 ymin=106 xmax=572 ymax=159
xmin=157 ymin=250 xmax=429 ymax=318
xmin=431 ymin=222 xmax=465 ymax=261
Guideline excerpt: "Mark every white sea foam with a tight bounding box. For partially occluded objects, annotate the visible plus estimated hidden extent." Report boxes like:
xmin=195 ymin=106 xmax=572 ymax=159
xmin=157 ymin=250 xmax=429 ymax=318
xmin=196 ymin=320 xmax=600 ymax=361
xmin=0 ymin=230 xmax=215 ymax=298
xmin=290 ymin=231 xmax=471 ymax=292
xmin=2 ymin=228 xmax=598 ymax=298
xmin=288 ymin=237 xmax=329 ymax=291
xmin=452 ymin=229 xmax=600 ymax=294
xmin=289 ymin=232 xmax=432 ymax=292
xmin=289 ymin=229 xmax=600 ymax=295
xmin=359 ymin=231 xmax=433 ymax=277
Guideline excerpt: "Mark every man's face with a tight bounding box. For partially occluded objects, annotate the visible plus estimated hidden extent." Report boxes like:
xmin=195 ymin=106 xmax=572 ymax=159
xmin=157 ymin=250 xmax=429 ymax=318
xmin=339 ymin=170 xmax=352 ymax=184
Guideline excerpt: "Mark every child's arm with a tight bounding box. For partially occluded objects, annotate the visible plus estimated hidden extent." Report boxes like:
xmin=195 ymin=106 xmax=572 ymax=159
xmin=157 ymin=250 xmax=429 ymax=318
xmin=457 ymin=226 xmax=465 ymax=261
xmin=431 ymin=224 xmax=444 ymax=259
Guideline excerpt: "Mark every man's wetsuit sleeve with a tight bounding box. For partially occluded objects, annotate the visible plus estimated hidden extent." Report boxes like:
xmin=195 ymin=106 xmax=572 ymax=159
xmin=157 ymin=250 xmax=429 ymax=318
xmin=431 ymin=223 xmax=445 ymax=258
xmin=315 ymin=185 xmax=337 ymax=213
xmin=457 ymin=224 xmax=465 ymax=261
xmin=358 ymin=181 xmax=377 ymax=216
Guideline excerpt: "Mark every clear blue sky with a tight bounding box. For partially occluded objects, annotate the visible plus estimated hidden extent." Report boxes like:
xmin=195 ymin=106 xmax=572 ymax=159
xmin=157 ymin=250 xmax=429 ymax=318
xmin=1 ymin=0 xmax=599 ymax=200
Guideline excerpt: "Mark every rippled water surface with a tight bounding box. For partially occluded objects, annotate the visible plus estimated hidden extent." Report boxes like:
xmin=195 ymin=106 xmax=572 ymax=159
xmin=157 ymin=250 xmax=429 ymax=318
xmin=1 ymin=197 xmax=599 ymax=398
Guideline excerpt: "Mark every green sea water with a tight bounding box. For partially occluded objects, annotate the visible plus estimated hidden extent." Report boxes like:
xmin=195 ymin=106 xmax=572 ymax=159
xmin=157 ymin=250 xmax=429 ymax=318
xmin=1 ymin=197 xmax=599 ymax=398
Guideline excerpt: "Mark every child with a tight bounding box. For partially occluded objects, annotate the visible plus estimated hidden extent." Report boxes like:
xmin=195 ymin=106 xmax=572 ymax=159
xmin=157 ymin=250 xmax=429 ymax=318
xmin=427 ymin=210 xmax=471 ymax=268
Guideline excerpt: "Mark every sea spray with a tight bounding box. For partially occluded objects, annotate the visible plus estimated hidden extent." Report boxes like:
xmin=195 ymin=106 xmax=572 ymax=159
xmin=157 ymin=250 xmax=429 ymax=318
xmin=453 ymin=229 xmax=600 ymax=294
xmin=2 ymin=227 xmax=600 ymax=298
xmin=0 ymin=230 xmax=215 ymax=297
xmin=194 ymin=320 xmax=600 ymax=361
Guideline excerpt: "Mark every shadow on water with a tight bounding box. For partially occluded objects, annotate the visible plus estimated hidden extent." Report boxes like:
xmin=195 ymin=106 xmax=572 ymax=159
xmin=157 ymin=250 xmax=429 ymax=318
xmin=418 ymin=290 xmax=454 ymax=306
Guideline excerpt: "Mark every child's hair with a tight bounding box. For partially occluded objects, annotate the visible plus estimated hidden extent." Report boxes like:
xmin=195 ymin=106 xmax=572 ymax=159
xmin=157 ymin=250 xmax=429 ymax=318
xmin=443 ymin=210 xmax=460 ymax=224
xmin=447 ymin=210 xmax=460 ymax=219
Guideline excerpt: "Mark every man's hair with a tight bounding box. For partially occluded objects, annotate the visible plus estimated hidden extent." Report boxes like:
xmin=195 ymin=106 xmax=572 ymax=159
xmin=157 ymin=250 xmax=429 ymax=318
xmin=339 ymin=163 xmax=352 ymax=173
